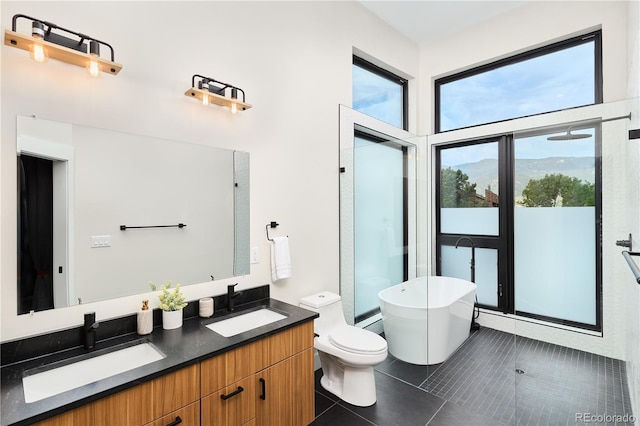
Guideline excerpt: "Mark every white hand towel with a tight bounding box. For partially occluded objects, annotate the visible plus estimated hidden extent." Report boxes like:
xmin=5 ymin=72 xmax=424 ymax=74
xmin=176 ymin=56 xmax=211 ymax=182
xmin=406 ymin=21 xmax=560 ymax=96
xmin=271 ymin=236 xmax=292 ymax=282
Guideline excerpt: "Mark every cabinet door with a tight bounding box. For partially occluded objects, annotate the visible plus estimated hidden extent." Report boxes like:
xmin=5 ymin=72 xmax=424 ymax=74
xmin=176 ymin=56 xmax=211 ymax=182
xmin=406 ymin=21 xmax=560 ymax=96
xmin=255 ymin=359 xmax=292 ymax=426
xmin=152 ymin=364 xmax=200 ymax=419
xmin=202 ymin=340 xmax=261 ymax=397
xmin=92 ymin=381 xmax=154 ymax=425
xmin=260 ymin=329 xmax=292 ymax=369
xmin=147 ymin=401 xmax=200 ymax=426
xmin=291 ymin=321 xmax=314 ymax=354
xmin=291 ymin=349 xmax=314 ymax=426
xmin=201 ymin=376 xmax=255 ymax=426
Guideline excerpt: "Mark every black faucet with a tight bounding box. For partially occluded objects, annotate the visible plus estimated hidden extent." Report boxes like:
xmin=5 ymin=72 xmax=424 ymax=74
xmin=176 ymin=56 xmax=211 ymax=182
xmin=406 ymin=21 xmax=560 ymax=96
xmin=227 ymin=283 xmax=241 ymax=312
xmin=84 ymin=312 xmax=100 ymax=350
xmin=454 ymin=236 xmax=476 ymax=283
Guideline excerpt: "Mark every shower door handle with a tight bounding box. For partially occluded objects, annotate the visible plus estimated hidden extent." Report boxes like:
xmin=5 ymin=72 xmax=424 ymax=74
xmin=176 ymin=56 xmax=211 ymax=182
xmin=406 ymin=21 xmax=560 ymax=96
xmin=498 ymin=282 xmax=503 ymax=297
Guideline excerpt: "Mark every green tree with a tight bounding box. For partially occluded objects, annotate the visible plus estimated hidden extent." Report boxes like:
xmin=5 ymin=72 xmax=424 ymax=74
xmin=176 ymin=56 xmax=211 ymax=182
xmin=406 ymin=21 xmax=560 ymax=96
xmin=440 ymin=167 xmax=486 ymax=208
xmin=518 ymin=173 xmax=595 ymax=207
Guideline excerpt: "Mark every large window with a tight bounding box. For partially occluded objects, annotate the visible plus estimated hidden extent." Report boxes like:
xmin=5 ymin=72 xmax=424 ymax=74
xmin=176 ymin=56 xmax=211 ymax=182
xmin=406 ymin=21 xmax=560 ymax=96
xmin=353 ymin=56 xmax=408 ymax=130
xmin=435 ymin=31 xmax=602 ymax=132
xmin=436 ymin=124 xmax=601 ymax=331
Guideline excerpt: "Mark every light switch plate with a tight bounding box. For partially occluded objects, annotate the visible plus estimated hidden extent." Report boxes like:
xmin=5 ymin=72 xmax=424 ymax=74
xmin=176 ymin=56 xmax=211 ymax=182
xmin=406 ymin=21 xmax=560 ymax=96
xmin=250 ymin=247 xmax=259 ymax=264
xmin=91 ymin=235 xmax=111 ymax=248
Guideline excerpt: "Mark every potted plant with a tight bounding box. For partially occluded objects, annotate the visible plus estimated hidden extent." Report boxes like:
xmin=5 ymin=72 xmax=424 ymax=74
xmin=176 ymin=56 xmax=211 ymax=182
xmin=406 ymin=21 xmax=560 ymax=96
xmin=149 ymin=281 xmax=188 ymax=330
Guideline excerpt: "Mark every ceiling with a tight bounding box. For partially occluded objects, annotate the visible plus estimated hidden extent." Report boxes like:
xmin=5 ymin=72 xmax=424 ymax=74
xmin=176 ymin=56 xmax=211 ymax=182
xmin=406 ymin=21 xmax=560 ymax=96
xmin=358 ymin=1 xmax=530 ymax=43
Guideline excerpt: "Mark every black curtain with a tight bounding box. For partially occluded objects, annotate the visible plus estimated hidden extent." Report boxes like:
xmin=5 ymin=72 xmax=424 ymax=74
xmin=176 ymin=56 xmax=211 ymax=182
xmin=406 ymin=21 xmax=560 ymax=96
xmin=18 ymin=155 xmax=54 ymax=314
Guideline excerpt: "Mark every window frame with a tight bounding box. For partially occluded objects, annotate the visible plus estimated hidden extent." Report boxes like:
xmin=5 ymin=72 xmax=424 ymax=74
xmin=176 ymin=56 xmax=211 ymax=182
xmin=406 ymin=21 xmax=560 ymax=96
xmin=434 ymin=125 xmax=603 ymax=332
xmin=353 ymin=56 xmax=409 ymax=131
xmin=434 ymin=30 xmax=603 ymax=133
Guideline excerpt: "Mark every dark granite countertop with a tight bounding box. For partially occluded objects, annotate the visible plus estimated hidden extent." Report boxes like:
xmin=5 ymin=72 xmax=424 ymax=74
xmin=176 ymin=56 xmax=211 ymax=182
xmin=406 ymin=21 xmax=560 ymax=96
xmin=1 ymin=297 xmax=318 ymax=426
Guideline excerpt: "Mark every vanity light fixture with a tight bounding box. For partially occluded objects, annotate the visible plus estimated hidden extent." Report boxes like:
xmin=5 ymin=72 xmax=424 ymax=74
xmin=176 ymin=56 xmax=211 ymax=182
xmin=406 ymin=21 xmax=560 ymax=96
xmin=4 ymin=14 xmax=122 ymax=76
xmin=185 ymin=74 xmax=252 ymax=113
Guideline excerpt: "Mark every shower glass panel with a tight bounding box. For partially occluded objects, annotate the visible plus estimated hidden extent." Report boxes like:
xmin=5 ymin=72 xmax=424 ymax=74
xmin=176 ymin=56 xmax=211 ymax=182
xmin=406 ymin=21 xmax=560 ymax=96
xmin=513 ymin=127 xmax=598 ymax=326
xmin=338 ymin=105 xmax=418 ymax=329
xmin=514 ymin=98 xmax=639 ymax=425
xmin=353 ymin=135 xmax=406 ymax=322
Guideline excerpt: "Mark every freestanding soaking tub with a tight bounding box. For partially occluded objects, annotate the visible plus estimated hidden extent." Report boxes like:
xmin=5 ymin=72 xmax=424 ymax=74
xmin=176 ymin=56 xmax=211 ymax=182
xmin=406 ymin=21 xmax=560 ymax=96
xmin=378 ymin=276 xmax=477 ymax=365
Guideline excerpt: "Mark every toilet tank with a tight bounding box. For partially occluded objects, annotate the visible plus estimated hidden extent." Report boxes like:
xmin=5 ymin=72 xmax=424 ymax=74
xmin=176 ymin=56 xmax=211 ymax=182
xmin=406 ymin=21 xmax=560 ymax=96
xmin=299 ymin=291 xmax=347 ymax=335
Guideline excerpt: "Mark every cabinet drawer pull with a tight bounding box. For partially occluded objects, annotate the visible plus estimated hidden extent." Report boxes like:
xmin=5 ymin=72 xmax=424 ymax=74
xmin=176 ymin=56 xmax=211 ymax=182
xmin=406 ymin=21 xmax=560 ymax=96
xmin=166 ymin=416 xmax=182 ymax=426
xmin=220 ymin=386 xmax=244 ymax=400
xmin=259 ymin=378 xmax=266 ymax=400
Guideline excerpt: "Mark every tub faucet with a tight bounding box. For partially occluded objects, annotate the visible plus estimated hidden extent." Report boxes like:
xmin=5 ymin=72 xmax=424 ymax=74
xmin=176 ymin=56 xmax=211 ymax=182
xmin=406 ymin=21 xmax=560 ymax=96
xmin=227 ymin=283 xmax=241 ymax=312
xmin=454 ymin=236 xmax=475 ymax=283
xmin=84 ymin=312 xmax=100 ymax=350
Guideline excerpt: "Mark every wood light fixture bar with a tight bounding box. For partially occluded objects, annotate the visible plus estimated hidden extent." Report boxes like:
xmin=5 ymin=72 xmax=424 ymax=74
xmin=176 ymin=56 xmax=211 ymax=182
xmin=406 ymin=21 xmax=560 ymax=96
xmin=4 ymin=14 xmax=122 ymax=76
xmin=185 ymin=74 xmax=252 ymax=112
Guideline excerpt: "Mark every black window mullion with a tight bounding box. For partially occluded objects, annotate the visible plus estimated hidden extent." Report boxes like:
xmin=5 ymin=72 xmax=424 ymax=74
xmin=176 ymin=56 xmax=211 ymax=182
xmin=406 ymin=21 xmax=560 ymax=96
xmin=499 ymin=135 xmax=514 ymax=314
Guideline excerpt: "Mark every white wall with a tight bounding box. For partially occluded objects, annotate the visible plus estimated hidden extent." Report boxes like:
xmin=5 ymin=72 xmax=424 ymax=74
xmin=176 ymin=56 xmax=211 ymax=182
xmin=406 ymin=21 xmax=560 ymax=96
xmin=0 ymin=1 xmax=418 ymax=341
xmin=420 ymin=0 xmax=635 ymax=361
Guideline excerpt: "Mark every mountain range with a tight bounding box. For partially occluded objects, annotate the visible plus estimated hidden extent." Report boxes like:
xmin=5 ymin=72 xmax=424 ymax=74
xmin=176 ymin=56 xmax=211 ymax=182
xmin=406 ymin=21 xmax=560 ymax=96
xmin=452 ymin=157 xmax=595 ymax=199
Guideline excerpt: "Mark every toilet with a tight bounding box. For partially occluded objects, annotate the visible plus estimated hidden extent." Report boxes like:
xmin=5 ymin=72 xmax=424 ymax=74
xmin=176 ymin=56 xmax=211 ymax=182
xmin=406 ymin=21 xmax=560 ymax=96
xmin=299 ymin=291 xmax=387 ymax=407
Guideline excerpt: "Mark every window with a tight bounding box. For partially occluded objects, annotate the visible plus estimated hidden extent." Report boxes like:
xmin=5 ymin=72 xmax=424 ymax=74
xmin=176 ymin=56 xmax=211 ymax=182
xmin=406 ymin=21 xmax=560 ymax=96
xmin=435 ymin=31 xmax=602 ymax=132
xmin=436 ymin=124 xmax=602 ymax=331
xmin=353 ymin=56 xmax=408 ymax=130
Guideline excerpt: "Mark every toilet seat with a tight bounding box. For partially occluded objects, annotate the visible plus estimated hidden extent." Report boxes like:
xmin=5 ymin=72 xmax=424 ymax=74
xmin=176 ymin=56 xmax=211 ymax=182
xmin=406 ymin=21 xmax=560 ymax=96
xmin=328 ymin=326 xmax=387 ymax=355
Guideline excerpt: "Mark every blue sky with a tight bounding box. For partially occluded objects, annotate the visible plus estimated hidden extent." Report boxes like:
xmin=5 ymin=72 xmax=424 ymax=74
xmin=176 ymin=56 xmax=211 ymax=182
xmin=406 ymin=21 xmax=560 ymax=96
xmin=440 ymin=42 xmax=594 ymax=132
xmin=352 ymin=65 xmax=403 ymax=128
xmin=353 ymin=40 xmax=596 ymax=164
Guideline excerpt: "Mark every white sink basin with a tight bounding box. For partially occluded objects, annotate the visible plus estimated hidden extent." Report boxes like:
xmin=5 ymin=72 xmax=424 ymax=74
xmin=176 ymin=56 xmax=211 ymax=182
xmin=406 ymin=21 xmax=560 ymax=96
xmin=206 ymin=307 xmax=288 ymax=337
xmin=23 ymin=341 xmax=165 ymax=403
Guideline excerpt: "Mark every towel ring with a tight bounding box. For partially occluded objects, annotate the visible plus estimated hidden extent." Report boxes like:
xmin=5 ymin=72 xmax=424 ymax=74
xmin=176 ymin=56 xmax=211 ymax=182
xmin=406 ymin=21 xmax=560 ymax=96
xmin=266 ymin=222 xmax=279 ymax=241
xmin=266 ymin=221 xmax=288 ymax=241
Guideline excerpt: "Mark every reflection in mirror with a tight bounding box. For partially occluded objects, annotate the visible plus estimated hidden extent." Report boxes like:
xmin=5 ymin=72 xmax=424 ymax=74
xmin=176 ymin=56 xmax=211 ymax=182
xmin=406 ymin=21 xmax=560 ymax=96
xmin=17 ymin=116 xmax=249 ymax=314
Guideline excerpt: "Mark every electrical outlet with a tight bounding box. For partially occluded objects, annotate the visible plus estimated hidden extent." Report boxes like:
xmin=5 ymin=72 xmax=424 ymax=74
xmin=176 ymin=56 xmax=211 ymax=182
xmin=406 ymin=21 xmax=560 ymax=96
xmin=250 ymin=247 xmax=259 ymax=264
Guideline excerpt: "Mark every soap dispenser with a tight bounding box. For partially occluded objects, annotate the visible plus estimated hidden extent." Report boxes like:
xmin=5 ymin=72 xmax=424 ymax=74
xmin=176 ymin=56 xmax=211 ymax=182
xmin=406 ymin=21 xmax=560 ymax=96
xmin=137 ymin=300 xmax=153 ymax=335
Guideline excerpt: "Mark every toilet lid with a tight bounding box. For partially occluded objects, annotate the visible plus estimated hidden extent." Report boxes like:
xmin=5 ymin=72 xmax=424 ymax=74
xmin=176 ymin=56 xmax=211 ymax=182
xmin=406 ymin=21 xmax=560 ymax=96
xmin=328 ymin=326 xmax=387 ymax=355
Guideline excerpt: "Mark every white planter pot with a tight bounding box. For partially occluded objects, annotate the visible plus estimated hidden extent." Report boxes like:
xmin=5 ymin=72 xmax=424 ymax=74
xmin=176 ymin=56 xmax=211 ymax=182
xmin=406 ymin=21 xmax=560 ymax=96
xmin=162 ymin=309 xmax=183 ymax=330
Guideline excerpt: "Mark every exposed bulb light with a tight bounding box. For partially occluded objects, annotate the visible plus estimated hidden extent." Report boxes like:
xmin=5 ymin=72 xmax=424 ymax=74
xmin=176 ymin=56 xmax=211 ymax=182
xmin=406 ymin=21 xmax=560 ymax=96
xmin=5 ymin=14 xmax=122 ymax=76
xmin=29 ymin=21 xmax=47 ymax=63
xmin=200 ymin=80 xmax=210 ymax=105
xmin=185 ymin=74 xmax=252 ymax=113
xmin=30 ymin=43 xmax=47 ymax=63
xmin=86 ymin=40 xmax=100 ymax=77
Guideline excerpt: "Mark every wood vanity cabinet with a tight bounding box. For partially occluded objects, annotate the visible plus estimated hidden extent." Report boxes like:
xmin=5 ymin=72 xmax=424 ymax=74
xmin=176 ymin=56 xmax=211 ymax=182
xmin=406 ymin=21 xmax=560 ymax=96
xmin=32 ymin=321 xmax=314 ymax=426
xmin=200 ymin=321 xmax=315 ymax=426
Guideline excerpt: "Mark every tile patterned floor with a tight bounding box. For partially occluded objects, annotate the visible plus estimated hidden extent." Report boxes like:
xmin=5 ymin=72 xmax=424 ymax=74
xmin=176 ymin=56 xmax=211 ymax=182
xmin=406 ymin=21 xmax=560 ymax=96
xmin=311 ymin=327 xmax=635 ymax=426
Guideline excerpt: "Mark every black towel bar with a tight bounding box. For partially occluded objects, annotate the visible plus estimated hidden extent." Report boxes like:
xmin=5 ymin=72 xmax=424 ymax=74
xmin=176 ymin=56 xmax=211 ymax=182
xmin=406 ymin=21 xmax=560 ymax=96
xmin=120 ymin=223 xmax=187 ymax=231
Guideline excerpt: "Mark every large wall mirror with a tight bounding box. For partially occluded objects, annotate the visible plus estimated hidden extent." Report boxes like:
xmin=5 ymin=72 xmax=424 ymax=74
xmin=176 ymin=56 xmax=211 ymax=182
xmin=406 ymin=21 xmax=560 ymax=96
xmin=17 ymin=116 xmax=249 ymax=314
